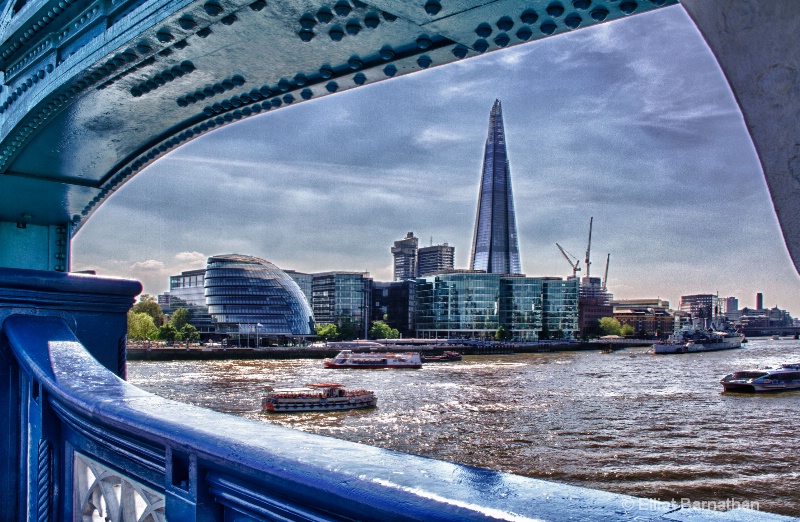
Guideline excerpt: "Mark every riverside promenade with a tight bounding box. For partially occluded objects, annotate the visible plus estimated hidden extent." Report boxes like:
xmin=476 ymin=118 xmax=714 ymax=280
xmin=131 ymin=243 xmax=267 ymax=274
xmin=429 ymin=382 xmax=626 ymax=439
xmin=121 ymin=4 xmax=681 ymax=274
xmin=127 ymin=339 xmax=650 ymax=361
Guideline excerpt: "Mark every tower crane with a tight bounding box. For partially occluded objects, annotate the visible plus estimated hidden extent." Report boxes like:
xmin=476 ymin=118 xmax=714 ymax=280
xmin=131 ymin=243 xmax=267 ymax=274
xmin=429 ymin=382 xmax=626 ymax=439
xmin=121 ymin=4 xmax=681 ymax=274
xmin=556 ymin=243 xmax=581 ymax=278
xmin=584 ymin=217 xmax=593 ymax=279
xmin=602 ymin=253 xmax=610 ymax=292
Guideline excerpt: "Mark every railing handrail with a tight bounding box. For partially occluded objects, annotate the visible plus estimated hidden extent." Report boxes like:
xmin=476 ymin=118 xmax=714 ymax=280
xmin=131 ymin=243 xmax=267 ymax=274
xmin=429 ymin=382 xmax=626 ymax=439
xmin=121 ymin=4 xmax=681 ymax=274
xmin=5 ymin=314 xmax=791 ymax=521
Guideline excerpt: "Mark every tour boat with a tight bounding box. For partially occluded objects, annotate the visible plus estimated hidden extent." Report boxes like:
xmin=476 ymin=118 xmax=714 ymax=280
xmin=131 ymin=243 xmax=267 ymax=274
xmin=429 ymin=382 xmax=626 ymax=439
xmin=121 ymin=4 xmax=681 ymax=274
xmin=721 ymin=363 xmax=800 ymax=393
xmin=261 ymin=383 xmax=377 ymax=412
xmin=653 ymin=316 xmax=743 ymax=354
xmin=324 ymin=350 xmax=423 ymax=369
xmin=421 ymin=351 xmax=463 ymax=362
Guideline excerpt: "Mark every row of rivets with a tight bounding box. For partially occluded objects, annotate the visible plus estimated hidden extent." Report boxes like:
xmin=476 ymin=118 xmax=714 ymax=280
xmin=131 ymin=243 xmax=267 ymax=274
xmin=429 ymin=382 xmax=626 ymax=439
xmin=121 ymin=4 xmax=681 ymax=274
xmin=0 ymin=0 xmax=77 ymax=63
xmin=178 ymin=75 xmax=245 ymax=106
xmin=296 ymin=1 xmax=396 ymax=42
xmin=130 ymin=61 xmax=195 ymax=97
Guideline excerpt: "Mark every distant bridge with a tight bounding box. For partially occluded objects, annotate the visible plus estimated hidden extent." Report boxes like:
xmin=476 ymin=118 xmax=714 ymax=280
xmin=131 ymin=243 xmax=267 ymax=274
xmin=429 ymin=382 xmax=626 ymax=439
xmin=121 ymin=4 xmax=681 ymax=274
xmin=1 ymin=0 xmax=798 ymax=519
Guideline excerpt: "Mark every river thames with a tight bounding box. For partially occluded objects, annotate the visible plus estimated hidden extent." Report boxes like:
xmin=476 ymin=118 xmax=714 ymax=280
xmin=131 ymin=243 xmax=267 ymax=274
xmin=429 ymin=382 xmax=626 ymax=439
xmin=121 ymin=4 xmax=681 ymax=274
xmin=128 ymin=339 xmax=800 ymax=517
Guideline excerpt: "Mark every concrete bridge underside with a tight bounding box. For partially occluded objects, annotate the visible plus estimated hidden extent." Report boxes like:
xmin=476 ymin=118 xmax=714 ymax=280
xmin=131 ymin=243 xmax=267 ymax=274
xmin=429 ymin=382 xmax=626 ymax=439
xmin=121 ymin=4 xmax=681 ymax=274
xmin=0 ymin=0 xmax=797 ymax=278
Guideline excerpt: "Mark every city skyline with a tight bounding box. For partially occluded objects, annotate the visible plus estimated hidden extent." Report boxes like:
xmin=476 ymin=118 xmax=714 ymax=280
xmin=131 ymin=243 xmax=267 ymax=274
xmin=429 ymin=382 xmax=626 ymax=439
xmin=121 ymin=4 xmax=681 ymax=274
xmin=72 ymin=5 xmax=800 ymax=315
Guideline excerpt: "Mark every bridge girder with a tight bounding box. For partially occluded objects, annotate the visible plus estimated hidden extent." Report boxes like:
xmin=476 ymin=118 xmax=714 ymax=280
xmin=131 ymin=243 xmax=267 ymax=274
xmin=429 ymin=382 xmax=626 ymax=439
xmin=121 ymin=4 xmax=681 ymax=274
xmin=0 ymin=0 xmax=675 ymax=270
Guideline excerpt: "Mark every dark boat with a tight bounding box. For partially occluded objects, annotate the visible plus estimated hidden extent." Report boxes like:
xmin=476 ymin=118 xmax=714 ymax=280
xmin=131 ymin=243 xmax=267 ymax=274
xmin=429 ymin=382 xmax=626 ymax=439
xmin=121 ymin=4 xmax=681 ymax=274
xmin=421 ymin=351 xmax=462 ymax=362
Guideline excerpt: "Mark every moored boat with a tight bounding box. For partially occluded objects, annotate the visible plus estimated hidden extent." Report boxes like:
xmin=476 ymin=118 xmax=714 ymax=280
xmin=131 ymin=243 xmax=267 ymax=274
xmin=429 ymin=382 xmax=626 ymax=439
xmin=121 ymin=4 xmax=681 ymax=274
xmin=653 ymin=316 xmax=743 ymax=354
xmin=261 ymin=383 xmax=377 ymax=412
xmin=324 ymin=350 xmax=423 ymax=368
xmin=421 ymin=351 xmax=462 ymax=362
xmin=721 ymin=364 xmax=800 ymax=393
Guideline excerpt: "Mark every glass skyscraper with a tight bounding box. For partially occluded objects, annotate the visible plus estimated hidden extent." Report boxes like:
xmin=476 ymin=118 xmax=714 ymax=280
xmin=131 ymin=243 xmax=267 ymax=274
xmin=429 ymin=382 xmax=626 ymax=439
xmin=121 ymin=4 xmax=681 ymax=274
xmin=470 ymin=99 xmax=522 ymax=274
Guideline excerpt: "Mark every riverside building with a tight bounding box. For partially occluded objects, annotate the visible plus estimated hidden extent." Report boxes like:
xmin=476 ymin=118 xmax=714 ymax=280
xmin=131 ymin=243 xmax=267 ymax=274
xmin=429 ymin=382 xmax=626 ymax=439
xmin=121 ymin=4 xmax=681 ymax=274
xmin=418 ymin=243 xmax=455 ymax=277
xmin=415 ymin=271 xmax=578 ymax=341
xmin=311 ymin=271 xmax=372 ymax=338
xmin=162 ymin=268 xmax=215 ymax=334
xmin=392 ymin=232 xmax=418 ymax=281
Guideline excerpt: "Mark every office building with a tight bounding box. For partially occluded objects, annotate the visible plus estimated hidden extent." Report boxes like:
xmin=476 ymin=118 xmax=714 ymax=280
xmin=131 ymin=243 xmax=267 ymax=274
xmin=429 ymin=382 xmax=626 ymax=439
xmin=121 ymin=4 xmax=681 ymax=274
xmin=756 ymin=292 xmax=764 ymax=310
xmin=392 ymin=232 xmax=418 ymax=281
xmin=284 ymin=270 xmax=313 ymax=307
xmin=469 ymin=100 xmax=522 ymax=275
xmin=417 ymin=243 xmax=455 ymax=277
xmin=415 ymin=272 xmax=578 ymax=341
xmin=371 ymin=280 xmax=416 ymax=338
xmin=166 ymin=268 xmax=214 ymax=333
xmin=311 ymin=271 xmax=372 ymax=338
xmin=613 ymin=307 xmax=675 ymax=338
xmin=719 ymin=297 xmax=738 ymax=316
xmin=204 ymin=255 xmax=315 ymax=342
xmin=680 ymin=294 xmax=718 ymax=318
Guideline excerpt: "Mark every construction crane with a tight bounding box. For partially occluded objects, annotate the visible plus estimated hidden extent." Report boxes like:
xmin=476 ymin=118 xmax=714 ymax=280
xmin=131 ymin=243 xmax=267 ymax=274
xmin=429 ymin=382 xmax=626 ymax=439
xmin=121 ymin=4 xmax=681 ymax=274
xmin=602 ymin=253 xmax=610 ymax=292
xmin=584 ymin=217 xmax=593 ymax=279
xmin=556 ymin=243 xmax=581 ymax=278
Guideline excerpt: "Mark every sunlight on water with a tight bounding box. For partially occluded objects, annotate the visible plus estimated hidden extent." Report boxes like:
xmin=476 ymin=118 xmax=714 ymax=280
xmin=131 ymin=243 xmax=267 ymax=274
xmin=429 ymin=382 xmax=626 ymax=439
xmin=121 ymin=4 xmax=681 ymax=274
xmin=129 ymin=339 xmax=800 ymax=517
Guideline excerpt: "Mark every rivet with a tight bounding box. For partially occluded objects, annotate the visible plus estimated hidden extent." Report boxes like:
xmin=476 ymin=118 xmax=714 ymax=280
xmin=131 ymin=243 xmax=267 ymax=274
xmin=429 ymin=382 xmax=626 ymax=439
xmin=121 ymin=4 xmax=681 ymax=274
xmin=319 ymin=66 xmax=334 ymax=78
xmin=259 ymin=86 xmax=272 ymax=97
xmin=197 ymin=27 xmax=212 ymax=38
xmin=619 ymin=1 xmax=637 ymax=14
xmin=540 ymin=22 xmax=557 ymax=34
xmin=348 ymin=58 xmax=362 ymax=69
xmin=353 ymin=72 xmax=366 ymax=85
xmin=379 ymin=47 xmax=395 ymax=60
xmin=364 ymin=13 xmax=380 ymax=28
xmin=278 ymin=80 xmax=290 ymax=91
xmin=329 ymin=28 xmax=345 ymax=41
xmin=382 ymin=11 xmax=397 ymax=21
xmin=260 ymin=101 xmax=271 ymax=110
xmin=156 ymin=30 xmax=173 ymax=43
xmin=204 ymin=87 xmax=215 ymax=97
xmin=325 ymin=81 xmax=338 ymax=93
xmin=546 ymin=2 xmax=564 ymax=17
xmin=573 ymin=0 xmax=591 ymax=9
xmin=494 ymin=33 xmax=510 ymax=47
xmin=300 ymin=14 xmax=317 ymax=29
xmin=177 ymin=97 xmax=188 ymax=106
xmin=282 ymin=94 xmax=294 ymax=104
xmin=204 ymin=1 xmax=223 ymax=16
xmin=249 ymin=0 xmax=266 ymax=10
xmin=473 ymin=39 xmax=489 ymax=53
xmin=294 ymin=74 xmax=308 ymax=86
xmin=240 ymin=93 xmax=251 ymax=103
xmin=416 ymin=55 xmax=432 ymax=68
xmin=180 ymin=61 xmax=195 ymax=73
xmin=178 ymin=17 xmax=197 ymax=30
xmin=252 ymin=104 xmax=262 ymax=113
xmin=249 ymin=90 xmax=262 ymax=100
xmin=214 ymin=84 xmax=226 ymax=94
xmin=317 ymin=7 xmax=333 ymax=23
xmin=451 ymin=44 xmax=468 ymax=59
xmin=202 ymin=107 xmax=215 ymax=116
xmin=232 ymin=75 xmax=245 ymax=86
xmin=300 ymin=88 xmax=313 ymax=100
xmin=174 ymin=40 xmax=188 ymax=50
xmin=299 ymin=29 xmax=314 ymax=41
xmin=416 ymin=36 xmax=432 ymax=49
xmin=334 ymin=1 xmax=352 ymax=17
xmin=271 ymin=97 xmax=282 ymax=107
xmin=346 ymin=22 xmax=361 ymax=35
xmin=475 ymin=23 xmax=492 ymax=38
xmin=221 ymin=15 xmax=237 ymax=25
xmin=497 ymin=16 xmax=514 ymax=31
xmin=383 ymin=65 xmax=397 ymax=77
xmin=516 ymin=27 xmax=533 ymax=40
xmin=424 ymin=0 xmax=441 ymax=16
xmin=242 ymin=107 xmax=253 ymax=116
xmin=564 ymin=14 xmax=581 ymax=28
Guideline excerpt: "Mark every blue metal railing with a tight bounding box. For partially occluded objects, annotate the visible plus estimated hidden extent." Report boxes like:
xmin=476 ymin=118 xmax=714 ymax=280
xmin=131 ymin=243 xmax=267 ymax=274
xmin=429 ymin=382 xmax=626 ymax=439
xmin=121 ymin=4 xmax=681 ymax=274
xmin=0 ymin=271 xmax=794 ymax=520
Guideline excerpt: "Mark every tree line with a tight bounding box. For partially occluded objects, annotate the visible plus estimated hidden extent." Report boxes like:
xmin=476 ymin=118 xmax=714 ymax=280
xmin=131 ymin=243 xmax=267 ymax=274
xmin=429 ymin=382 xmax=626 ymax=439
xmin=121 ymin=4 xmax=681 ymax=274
xmin=127 ymin=294 xmax=200 ymax=343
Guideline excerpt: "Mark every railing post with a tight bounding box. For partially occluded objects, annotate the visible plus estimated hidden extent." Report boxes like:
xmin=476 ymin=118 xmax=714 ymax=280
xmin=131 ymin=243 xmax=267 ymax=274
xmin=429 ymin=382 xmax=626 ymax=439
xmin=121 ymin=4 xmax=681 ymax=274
xmin=0 ymin=268 xmax=141 ymax=520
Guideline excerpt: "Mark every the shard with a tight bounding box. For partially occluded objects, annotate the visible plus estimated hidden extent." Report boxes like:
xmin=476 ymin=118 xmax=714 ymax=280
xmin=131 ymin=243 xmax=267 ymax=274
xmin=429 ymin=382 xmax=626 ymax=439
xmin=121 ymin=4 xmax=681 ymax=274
xmin=469 ymin=99 xmax=522 ymax=274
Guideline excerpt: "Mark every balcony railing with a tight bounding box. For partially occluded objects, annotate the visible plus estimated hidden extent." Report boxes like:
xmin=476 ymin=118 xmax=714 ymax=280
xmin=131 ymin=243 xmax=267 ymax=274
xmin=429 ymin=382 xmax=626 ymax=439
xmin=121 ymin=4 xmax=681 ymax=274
xmin=0 ymin=269 xmax=791 ymax=521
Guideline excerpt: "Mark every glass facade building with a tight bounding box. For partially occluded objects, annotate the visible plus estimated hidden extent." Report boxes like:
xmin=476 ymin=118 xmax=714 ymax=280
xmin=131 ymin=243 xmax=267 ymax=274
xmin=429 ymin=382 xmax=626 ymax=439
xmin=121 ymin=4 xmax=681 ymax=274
xmin=204 ymin=254 xmax=315 ymax=339
xmin=166 ymin=269 xmax=215 ymax=333
xmin=470 ymin=99 xmax=522 ymax=275
xmin=416 ymin=273 xmax=578 ymax=341
xmin=311 ymin=272 xmax=372 ymax=338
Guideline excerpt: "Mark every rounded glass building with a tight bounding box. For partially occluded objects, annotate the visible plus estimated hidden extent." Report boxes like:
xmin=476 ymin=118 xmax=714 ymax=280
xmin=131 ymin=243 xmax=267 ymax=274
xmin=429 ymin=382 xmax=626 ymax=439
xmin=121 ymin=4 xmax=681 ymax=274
xmin=204 ymin=254 xmax=315 ymax=340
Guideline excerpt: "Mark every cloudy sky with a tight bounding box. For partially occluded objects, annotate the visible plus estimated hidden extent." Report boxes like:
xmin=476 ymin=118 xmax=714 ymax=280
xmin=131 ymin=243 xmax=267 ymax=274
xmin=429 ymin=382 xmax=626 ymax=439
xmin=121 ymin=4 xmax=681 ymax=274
xmin=72 ymin=5 xmax=800 ymax=315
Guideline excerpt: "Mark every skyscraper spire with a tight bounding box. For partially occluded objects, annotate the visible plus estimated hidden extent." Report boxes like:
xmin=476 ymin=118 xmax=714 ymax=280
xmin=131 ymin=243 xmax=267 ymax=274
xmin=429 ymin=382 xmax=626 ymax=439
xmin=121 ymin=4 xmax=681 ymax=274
xmin=469 ymin=99 xmax=522 ymax=274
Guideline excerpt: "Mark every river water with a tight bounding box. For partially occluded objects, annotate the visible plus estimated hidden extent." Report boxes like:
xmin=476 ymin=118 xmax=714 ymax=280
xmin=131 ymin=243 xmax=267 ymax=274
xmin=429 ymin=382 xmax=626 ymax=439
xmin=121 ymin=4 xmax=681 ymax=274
xmin=128 ymin=339 xmax=800 ymax=517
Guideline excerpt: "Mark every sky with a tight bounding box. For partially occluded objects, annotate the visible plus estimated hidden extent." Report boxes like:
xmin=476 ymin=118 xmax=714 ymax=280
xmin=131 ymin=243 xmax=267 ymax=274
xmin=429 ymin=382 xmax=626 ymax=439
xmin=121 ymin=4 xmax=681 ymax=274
xmin=72 ymin=5 xmax=800 ymax=315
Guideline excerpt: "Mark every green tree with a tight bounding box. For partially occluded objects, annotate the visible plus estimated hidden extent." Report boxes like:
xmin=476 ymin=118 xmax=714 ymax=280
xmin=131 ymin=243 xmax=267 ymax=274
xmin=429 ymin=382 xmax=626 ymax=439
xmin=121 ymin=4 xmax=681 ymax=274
xmin=170 ymin=308 xmax=191 ymax=331
xmin=127 ymin=311 xmax=158 ymax=340
xmin=337 ymin=320 xmax=358 ymax=341
xmin=598 ymin=317 xmax=622 ymax=336
xmin=158 ymin=323 xmax=180 ymax=344
xmin=180 ymin=323 xmax=200 ymax=342
xmin=494 ymin=325 xmax=512 ymax=341
xmin=621 ymin=324 xmax=636 ymax=337
xmin=369 ymin=321 xmax=399 ymax=340
xmin=315 ymin=323 xmax=339 ymax=341
xmin=132 ymin=294 xmax=164 ymax=326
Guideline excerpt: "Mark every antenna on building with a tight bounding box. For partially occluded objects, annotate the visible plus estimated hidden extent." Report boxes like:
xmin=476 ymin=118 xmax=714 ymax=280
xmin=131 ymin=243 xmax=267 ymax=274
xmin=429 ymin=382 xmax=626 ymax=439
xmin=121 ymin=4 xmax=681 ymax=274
xmin=430 ymin=236 xmax=433 ymax=247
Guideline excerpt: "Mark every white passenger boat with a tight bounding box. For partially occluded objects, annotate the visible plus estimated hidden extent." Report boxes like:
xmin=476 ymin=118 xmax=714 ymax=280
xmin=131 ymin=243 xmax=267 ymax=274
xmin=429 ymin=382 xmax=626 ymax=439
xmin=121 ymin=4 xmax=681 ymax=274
xmin=261 ymin=383 xmax=377 ymax=412
xmin=324 ymin=350 xmax=423 ymax=369
xmin=721 ymin=364 xmax=800 ymax=393
xmin=653 ymin=316 xmax=743 ymax=354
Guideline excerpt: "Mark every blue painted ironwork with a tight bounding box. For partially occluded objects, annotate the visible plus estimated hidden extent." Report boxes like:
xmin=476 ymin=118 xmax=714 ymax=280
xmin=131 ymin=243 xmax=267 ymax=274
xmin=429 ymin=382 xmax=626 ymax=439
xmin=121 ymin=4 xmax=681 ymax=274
xmin=0 ymin=269 xmax=794 ymax=520
xmin=0 ymin=0 xmax=678 ymax=269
